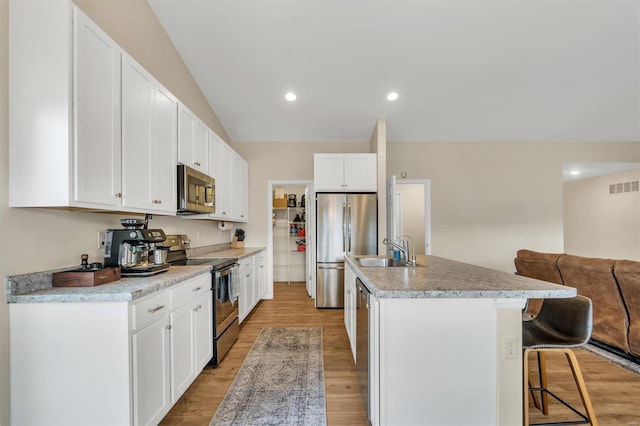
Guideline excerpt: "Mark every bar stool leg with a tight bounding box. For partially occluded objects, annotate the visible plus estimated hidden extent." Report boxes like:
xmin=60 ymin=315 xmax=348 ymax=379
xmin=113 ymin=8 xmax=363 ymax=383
xmin=523 ymin=348 xmax=532 ymax=426
xmin=563 ymin=349 xmax=598 ymax=426
xmin=537 ymin=351 xmax=549 ymax=415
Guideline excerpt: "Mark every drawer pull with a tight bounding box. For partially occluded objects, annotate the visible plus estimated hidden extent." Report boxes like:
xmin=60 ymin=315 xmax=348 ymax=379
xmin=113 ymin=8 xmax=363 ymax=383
xmin=147 ymin=305 xmax=165 ymax=314
xmin=193 ymin=304 xmax=202 ymax=312
xmin=165 ymin=324 xmax=172 ymax=330
xmin=192 ymin=286 xmax=202 ymax=292
xmin=99 ymin=275 xmax=107 ymax=279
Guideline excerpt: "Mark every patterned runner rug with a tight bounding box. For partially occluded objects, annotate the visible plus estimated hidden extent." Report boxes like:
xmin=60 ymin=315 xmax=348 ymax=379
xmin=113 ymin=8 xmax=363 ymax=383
xmin=210 ymin=327 xmax=327 ymax=426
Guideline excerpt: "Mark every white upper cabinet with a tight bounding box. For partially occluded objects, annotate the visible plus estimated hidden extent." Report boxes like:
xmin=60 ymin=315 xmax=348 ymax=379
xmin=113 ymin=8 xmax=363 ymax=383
xmin=314 ymin=153 xmax=377 ymax=192
xmin=178 ymin=104 xmax=209 ymax=175
xmin=121 ymin=54 xmax=177 ymax=214
xmin=73 ymin=7 xmax=122 ymax=207
xmin=9 ymin=3 xmax=123 ymax=209
xmin=313 ymin=153 xmax=377 ymax=192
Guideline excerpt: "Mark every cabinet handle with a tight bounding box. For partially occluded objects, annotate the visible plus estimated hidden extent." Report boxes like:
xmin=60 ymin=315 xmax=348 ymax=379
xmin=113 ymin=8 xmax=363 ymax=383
xmin=194 ymin=161 xmax=201 ymax=166
xmin=193 ymin=304 xmax=202 ymax=312
xmin=148 ymin=305 xmax=165 ymax=313
xmin=192 ymin=286 xmax=202 ymax=292
xmin=165 ymin=324 xmax=172 ymax=330
xmin=115 ymin=192 xmax=122 ymax=198
xmin=246 ymin=274 xmax=250 ymax=278
xmin=157 ymin=199 xmax=162 ymax=204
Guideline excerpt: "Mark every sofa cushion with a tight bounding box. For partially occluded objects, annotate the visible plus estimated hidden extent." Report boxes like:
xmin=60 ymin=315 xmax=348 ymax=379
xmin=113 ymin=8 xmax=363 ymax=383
xmin=514 ymin=250 xmax=564 ymax=320
xmin=558 ymin=255 xmax=630 ymax=353
xmin=614 ymin=260 xmax=640 ymax=357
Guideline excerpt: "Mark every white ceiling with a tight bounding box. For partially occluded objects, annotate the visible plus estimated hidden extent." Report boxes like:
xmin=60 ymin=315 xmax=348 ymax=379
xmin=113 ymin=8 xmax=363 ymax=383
xmin=147 ymin=0 xmax=640 ymax=143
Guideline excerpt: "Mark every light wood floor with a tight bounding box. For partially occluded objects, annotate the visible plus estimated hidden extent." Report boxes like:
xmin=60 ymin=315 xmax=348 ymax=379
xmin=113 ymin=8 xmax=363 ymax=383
xmin=162 ymin=283 xmax=640 ymax=425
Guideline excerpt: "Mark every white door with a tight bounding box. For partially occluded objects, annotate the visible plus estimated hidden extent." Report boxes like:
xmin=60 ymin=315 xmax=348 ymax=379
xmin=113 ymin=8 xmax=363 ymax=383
xmin=177 ymin=104 xmax=196 ymax=170
xmin=194 ymin=292 xmax=214 ymax=371
xmin=314 ymin=154 xmax=345 ymax=191
xmin=386 ymin=175 xmax=398 ymax=242
xmin=343 ymin=154 xmax=377 ymax=192
xmin=169 ymin=303 xmax=195 ymax=404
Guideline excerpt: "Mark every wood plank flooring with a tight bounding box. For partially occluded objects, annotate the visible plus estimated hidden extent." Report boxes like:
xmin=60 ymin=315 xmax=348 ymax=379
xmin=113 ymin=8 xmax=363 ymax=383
xmin=161 ymin=283 xmax=640 ymax=425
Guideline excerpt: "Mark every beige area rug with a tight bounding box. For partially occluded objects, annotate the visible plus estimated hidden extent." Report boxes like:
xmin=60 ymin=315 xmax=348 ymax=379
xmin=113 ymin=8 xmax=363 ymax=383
xmin=210 ymin=327 xmax=327 ymax=426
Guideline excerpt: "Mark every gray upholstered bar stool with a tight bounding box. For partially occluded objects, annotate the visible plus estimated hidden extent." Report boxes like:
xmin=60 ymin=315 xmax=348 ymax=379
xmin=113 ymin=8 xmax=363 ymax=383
xmin=523 ymin=295 xmax=598 ymax=426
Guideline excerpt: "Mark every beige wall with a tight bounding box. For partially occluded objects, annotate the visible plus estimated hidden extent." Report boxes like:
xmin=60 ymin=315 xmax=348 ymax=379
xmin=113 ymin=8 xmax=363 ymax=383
xmin=397 ymin=183 xmax=426 ymax=255
xmin=387 ymin=141 xmax=640 ymax=272
xmin=564 ymin=169 xmax=640 ymax=260
xmin=0 ymin=2 xmax=231 ymax=423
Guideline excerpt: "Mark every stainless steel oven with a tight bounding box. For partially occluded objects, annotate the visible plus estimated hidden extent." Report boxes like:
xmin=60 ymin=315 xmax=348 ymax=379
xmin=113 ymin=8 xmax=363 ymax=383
xmin=165 ymin=235 xmax=239 ymax=368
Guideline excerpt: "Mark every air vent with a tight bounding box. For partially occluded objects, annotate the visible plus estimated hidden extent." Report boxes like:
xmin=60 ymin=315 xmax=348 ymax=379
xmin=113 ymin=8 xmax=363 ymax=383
xmin=609 ymin=180 xmax=640 ymax=194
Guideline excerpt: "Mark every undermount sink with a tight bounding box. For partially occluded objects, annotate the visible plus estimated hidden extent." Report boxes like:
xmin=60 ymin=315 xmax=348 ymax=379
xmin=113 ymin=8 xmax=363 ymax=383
xmin=356 ymin=257 xmax=425 ymax=267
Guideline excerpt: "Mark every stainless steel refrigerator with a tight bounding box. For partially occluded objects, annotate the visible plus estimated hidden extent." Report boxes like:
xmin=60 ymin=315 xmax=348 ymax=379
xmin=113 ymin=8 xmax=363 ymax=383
xmin=316 ymin=193 xmax=377 ymax=308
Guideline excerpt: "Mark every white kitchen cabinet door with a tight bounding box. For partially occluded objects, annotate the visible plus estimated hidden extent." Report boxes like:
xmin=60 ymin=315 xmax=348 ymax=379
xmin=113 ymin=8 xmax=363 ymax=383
xmin=194 ymin=291 xmax=214 ymax=371
xmin=237 ymin=154 xmax=249 ymax=222
xmin=73 ymin=7 xmax=122 ymax=207
xmin=122 ymin=54 xmax=177 ymax=214
xmin=132 ymin=315 xmax=172 ymax=426
xmin=150 ymin=85 xmax=178 ymax=213
xmin=344 ymin=263 xmax=357 ymax=362
xmin=178 ymin=104 xmax=209 ymax=175
xmin=195 ymin=119 xmax=210 ymax=174
xmin=254 ymin=252 xmax=266 ymax=301
xmin=238 ymin=258 xmax=255 ymax=323
xmin=214 ymin=139 xmax=234 ymax=220
xmin=170 ymin=302 xmax=195 ymax=404
xmin=122 ymin=55 xmax=155 ymax=211
xmin=314 ymin=154 xmax=345 ymax=192
xmin=314 ymin=153 xmax=377 ymax=192
xmin=343 ymin=154 xmax=377 ymax=192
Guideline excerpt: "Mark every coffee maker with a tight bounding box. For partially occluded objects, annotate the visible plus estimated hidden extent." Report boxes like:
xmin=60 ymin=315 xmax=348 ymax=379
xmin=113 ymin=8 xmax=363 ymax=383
xmin=104 ymin=228 xmax=170 ymax=276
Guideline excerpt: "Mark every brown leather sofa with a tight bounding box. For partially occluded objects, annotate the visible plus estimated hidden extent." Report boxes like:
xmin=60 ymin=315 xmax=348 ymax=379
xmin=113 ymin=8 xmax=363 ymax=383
xmin=514 ymin=249 xmax=639 ymax=360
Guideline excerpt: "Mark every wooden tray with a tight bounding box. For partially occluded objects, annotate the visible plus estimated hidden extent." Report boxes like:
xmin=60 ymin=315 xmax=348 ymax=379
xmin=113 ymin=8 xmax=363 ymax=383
xmin=52 ymin=267 xmax=121 ymax=287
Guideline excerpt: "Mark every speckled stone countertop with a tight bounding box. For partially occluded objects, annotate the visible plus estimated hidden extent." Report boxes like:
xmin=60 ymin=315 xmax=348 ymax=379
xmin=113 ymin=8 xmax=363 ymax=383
xmin=6 ymin=246 xmax=266 ymax=304
xmin=347 ymin=255 xmax=576 ymax=299
xmin=6 ymin=265 xmax=212 ymax=304
xmin=188 ymin=246 xmax=265 ymax=260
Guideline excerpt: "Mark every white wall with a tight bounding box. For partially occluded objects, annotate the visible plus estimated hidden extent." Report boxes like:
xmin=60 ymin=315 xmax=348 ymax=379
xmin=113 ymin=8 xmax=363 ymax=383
xmin=387 ymin=141 xmax=640 ymax=272
xmin=564 ymin=169 xmax=640 ymax=260
xmin=397 ymin=184 xmax=426 ymax=255
xmin=0 ymin=3 xmax=231 ymax=423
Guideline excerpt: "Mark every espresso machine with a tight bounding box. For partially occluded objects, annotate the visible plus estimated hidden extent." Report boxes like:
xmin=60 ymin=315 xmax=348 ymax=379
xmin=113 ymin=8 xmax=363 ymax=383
xmin=104 ymin=225 xmax=171 ymax=276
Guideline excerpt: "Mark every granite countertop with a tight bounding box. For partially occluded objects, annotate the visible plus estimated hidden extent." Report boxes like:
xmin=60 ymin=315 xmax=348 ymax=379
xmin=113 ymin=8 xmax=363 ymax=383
xmin=188 ymin=246 xmax=265 ymax=260
xmin=347 ymin=255 xmax=576 ymax=299
xmin=6 ymin=246 xmax=266 ymax=304
xmin=6 ymin=265 xmax=212 ymax=304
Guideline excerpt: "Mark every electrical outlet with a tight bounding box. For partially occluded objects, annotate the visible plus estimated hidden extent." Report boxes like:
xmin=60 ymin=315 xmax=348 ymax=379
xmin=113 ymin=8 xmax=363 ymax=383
xmin=97 ymin=232 xmax=106 ymax=249
xmin=504 ymin=336 xmax=518 ymax=359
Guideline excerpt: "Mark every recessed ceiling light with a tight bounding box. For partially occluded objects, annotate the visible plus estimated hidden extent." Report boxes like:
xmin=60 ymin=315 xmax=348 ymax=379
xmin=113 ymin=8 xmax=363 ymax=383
xmin=285 ymin=92 xmax=297 ymax=102
xmin=569 ymin=170 xmax=580 ymax=175
xmin=387 ymin=92 xmax=399 ymax=101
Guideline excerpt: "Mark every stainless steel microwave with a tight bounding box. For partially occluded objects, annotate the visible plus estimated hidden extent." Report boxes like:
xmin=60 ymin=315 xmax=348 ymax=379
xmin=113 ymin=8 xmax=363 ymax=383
xmin=177 ymin=164 xmax=215 ymax=215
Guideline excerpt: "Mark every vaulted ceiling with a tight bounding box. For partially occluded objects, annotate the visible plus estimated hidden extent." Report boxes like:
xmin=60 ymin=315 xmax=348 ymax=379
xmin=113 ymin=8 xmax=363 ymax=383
xmin=148 ymin=0 xmax=640 ymax=143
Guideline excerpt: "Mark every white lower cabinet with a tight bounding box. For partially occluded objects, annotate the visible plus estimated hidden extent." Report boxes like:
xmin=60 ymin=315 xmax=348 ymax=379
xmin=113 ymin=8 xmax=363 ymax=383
xmin=344 ymin=265 xmax=357 ymax=361
xmin=238 ymin=251 xmax=265 ymax=323
xmin=169 ymin=275 xmax=213 ymax=404
xmin=238 ymin=256 xmax=255 ymax=323
xmin=132 ymin=312 xmax=172 ymax=425
xmin=9 ymin=272 xmax=212 ymax=425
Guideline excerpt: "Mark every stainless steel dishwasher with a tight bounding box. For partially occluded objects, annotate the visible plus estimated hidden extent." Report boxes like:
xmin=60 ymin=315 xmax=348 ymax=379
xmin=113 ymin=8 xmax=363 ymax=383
xmin=356 ymin=277 xmax=370 ymax=422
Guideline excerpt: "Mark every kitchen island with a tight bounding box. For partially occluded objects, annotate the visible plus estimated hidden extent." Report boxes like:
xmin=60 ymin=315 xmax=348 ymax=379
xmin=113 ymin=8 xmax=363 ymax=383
xmin=345 ymin=254 xmax=575 ymax=426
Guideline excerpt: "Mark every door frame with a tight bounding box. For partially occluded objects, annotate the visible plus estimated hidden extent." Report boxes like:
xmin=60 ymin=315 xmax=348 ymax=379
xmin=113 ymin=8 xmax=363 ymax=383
xmin=266 ymin=180 xmax=315 ymax=299
xmin=395 ymin=179 xmax=432 ymax=255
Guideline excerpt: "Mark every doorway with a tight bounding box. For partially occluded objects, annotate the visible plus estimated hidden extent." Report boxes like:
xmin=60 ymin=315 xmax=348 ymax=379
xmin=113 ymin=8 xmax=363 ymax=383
xmin=267 ymin=180 xmax=315 ymax=299
xmin=389 ymin=178 xmax=432 ymax=255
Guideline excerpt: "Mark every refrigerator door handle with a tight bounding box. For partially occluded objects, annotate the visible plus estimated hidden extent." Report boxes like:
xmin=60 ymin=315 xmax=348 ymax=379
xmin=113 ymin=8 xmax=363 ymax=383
xmin=342 ymin=202 xmax=347 ymax=252
xmin=318 ymin=265 xmax=345 ymax=270
xmin=347 ymin=203 xmax=352 ymax=252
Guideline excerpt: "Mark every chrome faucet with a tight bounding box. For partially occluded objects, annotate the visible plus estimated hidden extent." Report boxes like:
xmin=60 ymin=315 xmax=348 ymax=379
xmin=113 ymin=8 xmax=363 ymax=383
xmin=382 ymin=238 xmax=409 ymax=264
xmin=400 ymin=234 xmax=417 ymax=266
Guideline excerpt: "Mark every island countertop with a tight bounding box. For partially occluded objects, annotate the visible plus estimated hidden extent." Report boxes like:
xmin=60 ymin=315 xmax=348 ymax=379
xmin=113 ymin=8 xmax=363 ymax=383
xmin=346 ymin=254 xmax=576 ymax=299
